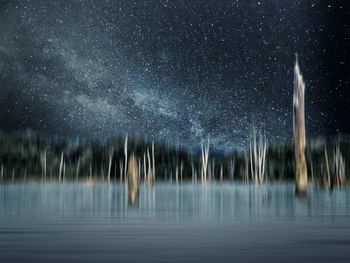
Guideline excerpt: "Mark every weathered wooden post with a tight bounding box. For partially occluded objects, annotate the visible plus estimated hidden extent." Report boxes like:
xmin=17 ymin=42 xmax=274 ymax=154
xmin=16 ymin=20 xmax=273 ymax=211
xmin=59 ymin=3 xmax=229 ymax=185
xmin=293 ymin=54 xmax=307 ymax=195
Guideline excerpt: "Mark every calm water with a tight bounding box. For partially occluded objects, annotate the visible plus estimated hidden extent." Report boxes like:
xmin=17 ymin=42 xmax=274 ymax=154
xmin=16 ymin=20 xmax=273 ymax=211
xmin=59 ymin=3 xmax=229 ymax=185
xmin=0 ymin=182 xmax=350 ymax=262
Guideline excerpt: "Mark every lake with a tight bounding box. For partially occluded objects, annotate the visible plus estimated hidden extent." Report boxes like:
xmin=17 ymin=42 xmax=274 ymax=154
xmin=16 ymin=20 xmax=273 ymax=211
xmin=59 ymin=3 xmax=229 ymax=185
xmin=0 ymin=182 xmax=350 ymax=262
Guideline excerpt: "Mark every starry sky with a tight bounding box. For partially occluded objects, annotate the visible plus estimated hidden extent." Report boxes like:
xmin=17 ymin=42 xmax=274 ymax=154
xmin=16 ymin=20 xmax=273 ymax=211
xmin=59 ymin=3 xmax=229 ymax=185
xmin=0 ymin=0 xmax=349 ymax=152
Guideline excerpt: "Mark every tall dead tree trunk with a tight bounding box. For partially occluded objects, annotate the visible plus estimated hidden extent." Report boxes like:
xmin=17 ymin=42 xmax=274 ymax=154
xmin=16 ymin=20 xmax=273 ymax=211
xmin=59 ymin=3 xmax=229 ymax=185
xmin=258 ymin=136 xmax=267 ymax=184
xmin=201 ymin=139 xmax=210 ymax=185
xmin=143 ymin=153 xmax=147 ymax=184
xmin=152 ymin=141 xmax=155 ymax=183
xmin=107 ymin=147 xmax=113 ymax=183
xmin=1 ymin=164 xmax=3 ymax=181
xmin=58 ymin=151 xmax=64 ymax=183
xmin=124 ymin=134 xmax=128 ymax=182
xmin=220 ymin=165 xmax=223 ymax=182
xmin=334 ymin=142 xmax=346 ymax=187
xmin=147 ymin=148 xmax=152 ymax=183
xmin=245 ymin=153 xmax=249 ymax=183
xmin=293 ymin=54 xmax=307 ymax=195
xmin=249 ymin=131 xmax=267 ymax=184
xmin=325 ymin=147 xmax=331 ymax=187
xmin=229 ymin=158 xmax=235 ymax=180
xmin=76 ymin=157 xmax=80 ymax=181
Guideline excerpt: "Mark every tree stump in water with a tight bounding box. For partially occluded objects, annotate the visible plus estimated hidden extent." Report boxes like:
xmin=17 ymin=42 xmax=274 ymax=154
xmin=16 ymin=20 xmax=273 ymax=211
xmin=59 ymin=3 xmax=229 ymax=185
xmin=128 ymin=154 xmax=139 ymax=205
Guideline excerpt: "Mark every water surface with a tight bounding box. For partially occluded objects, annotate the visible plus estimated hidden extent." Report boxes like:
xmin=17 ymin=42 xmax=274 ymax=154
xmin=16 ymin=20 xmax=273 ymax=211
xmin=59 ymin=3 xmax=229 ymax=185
xmin=0 ymin=182 xmax=349 ymax=262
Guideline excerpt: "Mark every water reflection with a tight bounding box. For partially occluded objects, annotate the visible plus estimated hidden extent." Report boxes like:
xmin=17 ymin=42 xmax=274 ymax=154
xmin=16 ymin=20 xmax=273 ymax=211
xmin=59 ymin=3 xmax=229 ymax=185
xmin=0 ymin=183 xmax=349 ymax=221
xmin=1 ymin=183 xmax=350 ymax=262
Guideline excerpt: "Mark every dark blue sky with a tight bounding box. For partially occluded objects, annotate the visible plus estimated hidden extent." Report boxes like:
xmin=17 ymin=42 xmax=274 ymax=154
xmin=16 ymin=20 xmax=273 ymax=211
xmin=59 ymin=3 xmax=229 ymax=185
xmin=0 ymin=0 xmax=349 ymax=151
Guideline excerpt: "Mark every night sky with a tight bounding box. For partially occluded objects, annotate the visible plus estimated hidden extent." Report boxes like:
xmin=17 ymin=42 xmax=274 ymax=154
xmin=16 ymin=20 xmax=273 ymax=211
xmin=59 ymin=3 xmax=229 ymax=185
xmin=0 ymin=0 xmax=349 ymax=151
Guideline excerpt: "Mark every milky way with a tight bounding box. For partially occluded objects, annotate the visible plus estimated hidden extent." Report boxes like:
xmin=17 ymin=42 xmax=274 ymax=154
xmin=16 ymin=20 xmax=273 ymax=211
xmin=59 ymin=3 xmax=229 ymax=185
xmin=0 ymin=1 xmax=349 ymax=152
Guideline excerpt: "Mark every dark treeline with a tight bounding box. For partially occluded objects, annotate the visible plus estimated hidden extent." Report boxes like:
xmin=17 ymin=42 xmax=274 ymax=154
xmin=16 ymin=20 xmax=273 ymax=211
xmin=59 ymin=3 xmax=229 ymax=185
xmin=0 ymin=130 xmax=349 ymax=183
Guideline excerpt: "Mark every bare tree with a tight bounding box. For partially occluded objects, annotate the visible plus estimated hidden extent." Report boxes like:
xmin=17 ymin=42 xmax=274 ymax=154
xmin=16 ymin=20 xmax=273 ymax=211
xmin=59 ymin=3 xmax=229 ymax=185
xmin=143 ymin=153 xmax=147 ymax=184
xmin=107 ymin=147 xmax=113 ymax=183
xmin=76 ymin=157 xmax=80 ymax=181
xmin=293 ymin=54 xmax=307 ymax=194
xmin=229 ymin=158 xmax=235 ymax=181
xmin=124 ymin=134 xmax=128 ymax=182
xmin=152 ymin=141 xmax=155 ymax=183
xmin=0 ymin=164 xmax=3 ymax=181
xmin=333 ymin=142 xmax=346 ymax=187
xmin=201 ymin=138 xmax=210 ymax=184
xmin=325 ymin=146 xmax=331 ymax=187
xmin=58 ymin=151 xmax=64 ymax=183
xmin=147 ymin=147 xmax=152 ymax=183
xmin=249 ymin=131 xmax=267 ymax=184
xmin=220 ymin=165 xmax=223 ymax=182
